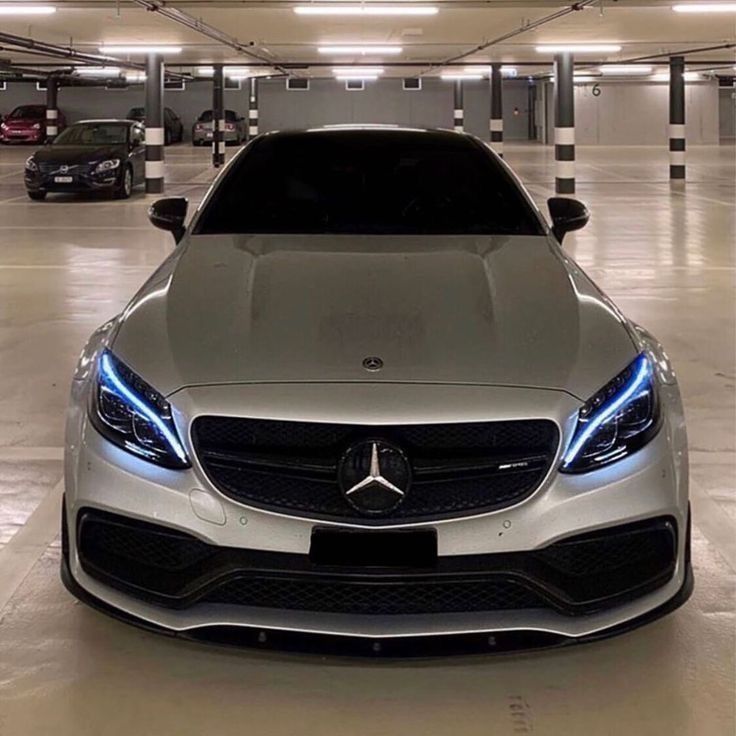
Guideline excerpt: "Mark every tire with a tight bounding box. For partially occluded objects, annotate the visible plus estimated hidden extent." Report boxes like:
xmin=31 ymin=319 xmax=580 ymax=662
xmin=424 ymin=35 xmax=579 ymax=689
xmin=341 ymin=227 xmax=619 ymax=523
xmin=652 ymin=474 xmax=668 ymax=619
xmin=27 ymin=190 xmax=46 ymax=201
xmin=115 ymin=165 xmax=133 ymax=199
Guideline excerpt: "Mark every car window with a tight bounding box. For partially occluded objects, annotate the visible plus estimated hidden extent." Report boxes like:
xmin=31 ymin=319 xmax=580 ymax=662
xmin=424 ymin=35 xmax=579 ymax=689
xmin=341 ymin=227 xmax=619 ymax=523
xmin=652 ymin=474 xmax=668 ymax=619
xmin=225 ymin=110 xmax=238 ymax=122
xmin=128 ymin=107 xmax=145 ymax=118
xmin=54 ymin=123 xmax=129 ymax=146
xmin=195 ymin=132 xmax=544 ymax=236
xmin=9 ymin=106 xmax=44 ymax=119
xmin=198 ymin=110 xmax=214 ymax=122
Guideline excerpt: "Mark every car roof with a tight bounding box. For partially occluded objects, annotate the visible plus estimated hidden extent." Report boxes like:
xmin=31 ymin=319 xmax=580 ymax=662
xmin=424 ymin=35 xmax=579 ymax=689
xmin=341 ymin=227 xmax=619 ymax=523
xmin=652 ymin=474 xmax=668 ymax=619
xmin=258 ymin=125 xmax=474 ymax=145
xmin=75 ymin=118 xmax=136 ymax=124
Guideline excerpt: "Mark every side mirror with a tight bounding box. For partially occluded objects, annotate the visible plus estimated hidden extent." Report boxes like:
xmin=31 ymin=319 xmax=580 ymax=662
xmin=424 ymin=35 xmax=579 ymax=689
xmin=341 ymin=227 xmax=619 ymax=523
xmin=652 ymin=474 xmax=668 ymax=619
xmin=548 ymin=197 xmax=589 ymax=243
xmin=148 ymin=197 xmax=188 ymax=243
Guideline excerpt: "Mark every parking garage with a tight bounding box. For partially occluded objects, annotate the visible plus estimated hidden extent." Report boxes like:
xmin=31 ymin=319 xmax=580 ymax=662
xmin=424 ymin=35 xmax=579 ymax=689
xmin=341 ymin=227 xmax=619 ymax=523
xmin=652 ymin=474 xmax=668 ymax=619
xmin=0 ymin=1 xmax=734 ymax=734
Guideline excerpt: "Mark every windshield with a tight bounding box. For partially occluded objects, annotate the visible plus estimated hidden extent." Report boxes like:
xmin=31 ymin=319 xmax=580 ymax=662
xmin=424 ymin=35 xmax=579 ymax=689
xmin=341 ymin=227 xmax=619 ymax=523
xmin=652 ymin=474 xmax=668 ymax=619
xmin=198 ymin=110 xmax=238 ymax=123
xmin=128 ymin=108 xmax=145 ymax=117
xmin=9 ymin=106 xmax=44 ymax=119
xmin=54 ymin=123 xmax=128 ymax=146
xmin=195 ymin=131 xmax=544 ymax=236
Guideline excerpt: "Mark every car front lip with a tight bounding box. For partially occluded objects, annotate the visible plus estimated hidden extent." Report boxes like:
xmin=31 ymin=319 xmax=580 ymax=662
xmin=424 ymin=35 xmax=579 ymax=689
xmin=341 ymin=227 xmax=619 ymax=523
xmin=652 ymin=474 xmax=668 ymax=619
xmin=25 ymin=170 xmax=119 ymax=192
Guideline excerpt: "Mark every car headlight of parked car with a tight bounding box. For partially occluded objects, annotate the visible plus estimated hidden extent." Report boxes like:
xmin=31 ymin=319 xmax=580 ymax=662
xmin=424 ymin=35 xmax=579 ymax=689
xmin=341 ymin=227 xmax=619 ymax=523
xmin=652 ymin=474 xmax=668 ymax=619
xmin=25 ymin=157 xmax=37 ymax=172
xmin=89 ymin=349 xmax=190 ymax=469
xmin=93 ymin=159 xmax=120 ymax=174
xmin=561 ymin=353 xmax=661 ymax=473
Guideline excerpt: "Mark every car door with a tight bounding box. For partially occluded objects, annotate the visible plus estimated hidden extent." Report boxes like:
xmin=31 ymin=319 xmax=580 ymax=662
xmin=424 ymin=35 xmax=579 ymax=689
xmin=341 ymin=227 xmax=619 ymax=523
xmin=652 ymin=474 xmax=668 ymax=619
xmin=130 ymin=124 xmax=146 ymax=183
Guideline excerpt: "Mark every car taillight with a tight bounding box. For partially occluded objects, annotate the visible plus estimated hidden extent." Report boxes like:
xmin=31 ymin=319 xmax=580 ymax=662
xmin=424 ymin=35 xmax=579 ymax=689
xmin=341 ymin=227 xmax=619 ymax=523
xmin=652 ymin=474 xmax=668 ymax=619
xmin=225 ymin=123 xmax=235 ymax=131
xmin=195 ymin=123 xmax=203 ymax=131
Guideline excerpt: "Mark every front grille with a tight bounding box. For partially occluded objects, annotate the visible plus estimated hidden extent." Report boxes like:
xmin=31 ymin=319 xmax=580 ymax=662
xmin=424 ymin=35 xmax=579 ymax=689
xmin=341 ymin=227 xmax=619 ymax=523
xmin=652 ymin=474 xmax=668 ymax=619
xmin=203 ymin=577 xmax=545 ymax=615
xmin=77 ymin=509 xmax=678 ymax=617
xmin=192 ymin=417 xmax=559 ymax=522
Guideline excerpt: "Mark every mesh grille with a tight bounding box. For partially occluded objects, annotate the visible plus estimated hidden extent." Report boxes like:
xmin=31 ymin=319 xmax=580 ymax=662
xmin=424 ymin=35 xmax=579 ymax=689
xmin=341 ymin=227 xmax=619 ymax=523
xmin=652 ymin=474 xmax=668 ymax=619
xmin=193 ymin=417 xmax=559 ymax=522
xmin=203 ymin=576 xmax=545 ymax=615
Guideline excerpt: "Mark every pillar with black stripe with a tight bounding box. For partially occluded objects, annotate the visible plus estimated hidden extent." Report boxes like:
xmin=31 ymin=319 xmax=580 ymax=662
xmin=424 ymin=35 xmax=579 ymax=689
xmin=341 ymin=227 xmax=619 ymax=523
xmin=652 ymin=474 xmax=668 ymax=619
xmin=669 ymin=55 xmax=686 ymax=180
xmin=212 ymin=63 xmax=225 ymax=167
xmin=453 ymin=80 xmax=464 ymax=132
xmin=45 ymin=75 xmax=59 ymax=143
xmin=490 ymin=63 xmax=503 ymax=157
xmin=144 ymin=53 xmax=164 ymax=194
xmin=553 ymin=52 xmax=575 ymax=195
xmin=247 ymin=77 xmax=259 ymax=141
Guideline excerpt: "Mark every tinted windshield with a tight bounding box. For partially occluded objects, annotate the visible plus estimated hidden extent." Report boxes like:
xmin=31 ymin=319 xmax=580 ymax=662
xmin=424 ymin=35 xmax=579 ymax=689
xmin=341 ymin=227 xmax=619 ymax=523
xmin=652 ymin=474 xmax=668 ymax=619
xmin=198 ymin=110 xmax=238 ymax=122
xmin=195 ymin=131 xmax=543 ymax=236
xmin=128 ymin=107 xmax=145 ymax=117
xmin=9 ymin=106 xmax=44 ymax=119
xmin=54 ymin=123 xmax=128 ymax=146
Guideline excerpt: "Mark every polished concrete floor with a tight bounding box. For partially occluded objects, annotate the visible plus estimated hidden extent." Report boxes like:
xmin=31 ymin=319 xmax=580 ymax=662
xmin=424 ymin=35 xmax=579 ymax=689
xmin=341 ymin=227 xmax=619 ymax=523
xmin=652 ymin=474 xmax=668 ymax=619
xmin=0 ymin=142 xmax=733 ymax=735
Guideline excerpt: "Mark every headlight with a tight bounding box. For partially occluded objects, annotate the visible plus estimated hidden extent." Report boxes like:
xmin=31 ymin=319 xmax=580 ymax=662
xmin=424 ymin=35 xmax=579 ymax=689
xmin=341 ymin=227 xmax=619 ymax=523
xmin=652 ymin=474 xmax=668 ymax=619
xmin=94 ymin=159 xmax=120 ymax=174
xmin=25 ymin=157 xmax=38 ymax=172
xmin=561 ymin=353 xmax=661 ymax=473
xmin=89 ymin=350 xmax=190 ymax=469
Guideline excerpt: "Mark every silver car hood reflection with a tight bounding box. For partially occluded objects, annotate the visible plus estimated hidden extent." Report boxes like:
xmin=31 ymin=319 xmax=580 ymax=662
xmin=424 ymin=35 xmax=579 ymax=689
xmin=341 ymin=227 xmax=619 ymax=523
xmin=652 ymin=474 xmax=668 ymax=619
xmin=111 ymin=233 xmax=637 ymax=400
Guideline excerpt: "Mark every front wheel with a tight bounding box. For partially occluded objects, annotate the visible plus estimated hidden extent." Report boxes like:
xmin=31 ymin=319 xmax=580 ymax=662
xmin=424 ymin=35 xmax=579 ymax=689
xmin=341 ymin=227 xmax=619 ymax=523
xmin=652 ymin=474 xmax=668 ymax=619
xmin=27 ymin=190 xmax=46 ymax=201
xmin=115 ymin=166 xmax=133 ymax=199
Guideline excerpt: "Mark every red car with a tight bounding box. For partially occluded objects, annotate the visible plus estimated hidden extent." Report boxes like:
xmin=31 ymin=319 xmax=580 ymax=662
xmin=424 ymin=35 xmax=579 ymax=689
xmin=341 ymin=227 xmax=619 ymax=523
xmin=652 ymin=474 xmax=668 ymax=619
xmin=0 ymin=104 xmax=66 ymax=144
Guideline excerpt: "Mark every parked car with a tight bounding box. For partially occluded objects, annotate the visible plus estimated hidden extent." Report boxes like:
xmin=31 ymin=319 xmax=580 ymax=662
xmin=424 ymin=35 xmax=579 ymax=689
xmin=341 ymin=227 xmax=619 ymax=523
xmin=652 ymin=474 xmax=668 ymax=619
xmin=192 ymin=109 xmax=245 ymax=146
xmin=126 ymin=106 xmax=184 ymax=145
xmin=24 ymin=119 xmax=146 ymax=200
xmin=0 ymin=104 xmax=66 ymax=144
xmin=61 ymin=127 xmax=691 ymax=655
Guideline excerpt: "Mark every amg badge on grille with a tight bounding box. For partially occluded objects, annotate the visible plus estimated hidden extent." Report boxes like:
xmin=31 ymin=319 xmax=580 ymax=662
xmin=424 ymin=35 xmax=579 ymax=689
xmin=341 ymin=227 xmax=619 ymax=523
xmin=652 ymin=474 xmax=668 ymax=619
xmin=338 ymin=440 xmax=411 ymax=515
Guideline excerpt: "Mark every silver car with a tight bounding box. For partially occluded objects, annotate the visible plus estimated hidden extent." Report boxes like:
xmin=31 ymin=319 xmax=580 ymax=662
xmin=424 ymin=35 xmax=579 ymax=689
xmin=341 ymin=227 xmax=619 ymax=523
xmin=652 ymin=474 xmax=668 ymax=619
xmin=191 ymin=109 xmax=246 ymax=146
xmin=62 ymin=127 xmax=692 ymax=656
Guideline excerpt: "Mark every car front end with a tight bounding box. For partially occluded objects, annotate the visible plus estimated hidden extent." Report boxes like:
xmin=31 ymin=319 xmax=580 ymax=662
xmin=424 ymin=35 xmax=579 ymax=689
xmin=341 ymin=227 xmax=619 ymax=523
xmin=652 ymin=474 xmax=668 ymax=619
xmin=25 ymin=155 xmax=124 ymax=194
xmin=0 ymin=118 xmax=45 ymax=143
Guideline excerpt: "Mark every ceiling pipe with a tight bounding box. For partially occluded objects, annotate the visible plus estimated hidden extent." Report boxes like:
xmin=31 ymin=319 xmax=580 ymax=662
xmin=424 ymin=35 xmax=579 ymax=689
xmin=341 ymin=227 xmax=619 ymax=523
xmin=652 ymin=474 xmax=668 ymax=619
xmin=130 ymin=0 xmax=290 ymax=74
xmin=419 ymin=0 xmax=598 ymax=75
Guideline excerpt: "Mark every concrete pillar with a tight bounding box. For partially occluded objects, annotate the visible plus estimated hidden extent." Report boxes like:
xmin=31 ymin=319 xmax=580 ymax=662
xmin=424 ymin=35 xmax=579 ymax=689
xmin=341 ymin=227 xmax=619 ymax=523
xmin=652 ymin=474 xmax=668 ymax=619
xmin=247 ymin=77 xmax=259 ymax=141
xmin=212 ymin=63 xmax=225 ymax=167
xmin=490 ymin=63 xmax=503 ymax=157
xmin=554 ymin=52 xmax=575 ymax=195
xmin=45 ymin=76 xmax=59 ymax=143
xmin=669 ymin=56 xmax=686 ymax=180
xmin=144 ymin=53 xmax=164 ymax=194
xmin=453 ymin=80 xmax=464 ymax=132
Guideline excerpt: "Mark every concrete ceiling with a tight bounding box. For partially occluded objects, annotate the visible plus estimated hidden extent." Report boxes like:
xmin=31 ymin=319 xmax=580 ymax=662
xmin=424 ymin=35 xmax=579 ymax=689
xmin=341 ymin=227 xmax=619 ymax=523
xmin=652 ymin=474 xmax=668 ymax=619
xmin=0 ymin=0 xmax=733 ymax=77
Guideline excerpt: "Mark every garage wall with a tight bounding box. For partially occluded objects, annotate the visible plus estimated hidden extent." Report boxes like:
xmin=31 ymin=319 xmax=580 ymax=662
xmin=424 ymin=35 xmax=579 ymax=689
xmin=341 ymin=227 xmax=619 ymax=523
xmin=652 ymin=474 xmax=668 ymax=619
xmin=0 ymin=78 xmax=720 ymax=145
xmin=542 ymin=80 xmax=719 ymax=145
xmin=720 ymin=86 xmax=736 ymax=141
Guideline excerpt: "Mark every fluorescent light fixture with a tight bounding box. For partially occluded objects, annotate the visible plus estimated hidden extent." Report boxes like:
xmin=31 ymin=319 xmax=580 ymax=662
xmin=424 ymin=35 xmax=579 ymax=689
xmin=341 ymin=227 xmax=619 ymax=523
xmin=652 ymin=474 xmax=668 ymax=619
xmin=99 ymin=45 xmax=183 ymax=54
xmin=76 ymin=67 xmax=122 ymax=76
xmin=332 ymin=66 xmax=384 ymax=74
xmin=535 ymin=44 xmax=622 ymax=54
xmin=197 ymin=67 xmax=214 ymax=76
xmin=651 ymin=71 xmax=700 ymax=81
xmin=574 ymin=75 xmax=598 ymax=82
xmin=440 ymin=72 xmax=483 ymax=80
xmin=335 ymin=74 xmax=380 ymax=81
xmin=0 ymin=4 xmax=56 ymax=14
xmin=295 ymin=4 xmax=438 ymax=15
xmin=318 ymin=45 xmax=403 ymax=54
xmin=124 ymin=71 xmax=146 ymax=82
xmin=463 ymin=64 xmax=518 ymax=77
xmin=600 ymin=64 xmax=653 ymax=75
xmin=673 ymin=3 xmax=736 ymax=11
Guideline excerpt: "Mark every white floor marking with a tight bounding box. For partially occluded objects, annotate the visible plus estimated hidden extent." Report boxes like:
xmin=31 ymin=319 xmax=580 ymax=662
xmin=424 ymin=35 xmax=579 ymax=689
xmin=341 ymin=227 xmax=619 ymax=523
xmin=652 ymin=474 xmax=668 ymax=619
xmin=0 ymin=447 xmax=63 ymax=461
xmin=0 ymin=477 xmax=64 ymax=614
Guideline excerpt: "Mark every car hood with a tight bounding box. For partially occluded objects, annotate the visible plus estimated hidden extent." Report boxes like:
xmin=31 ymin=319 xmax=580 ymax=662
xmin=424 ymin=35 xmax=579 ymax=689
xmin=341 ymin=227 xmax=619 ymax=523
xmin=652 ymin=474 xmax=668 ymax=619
xmin=33 ymin=144 xmax=126 ymax=164
xmin=112 ymin=234 xmax=637 ymax=400
xmin=3 ymin=117 xmax=43 ymax=127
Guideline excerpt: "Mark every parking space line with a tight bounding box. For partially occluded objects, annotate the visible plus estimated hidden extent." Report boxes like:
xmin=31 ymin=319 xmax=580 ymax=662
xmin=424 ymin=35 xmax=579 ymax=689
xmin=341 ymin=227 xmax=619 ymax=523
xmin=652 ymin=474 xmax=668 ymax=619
xmin=0 ymin=447 xmax=63 ymax=461
xmin=0 ymin=477 xmax=64 ymax=614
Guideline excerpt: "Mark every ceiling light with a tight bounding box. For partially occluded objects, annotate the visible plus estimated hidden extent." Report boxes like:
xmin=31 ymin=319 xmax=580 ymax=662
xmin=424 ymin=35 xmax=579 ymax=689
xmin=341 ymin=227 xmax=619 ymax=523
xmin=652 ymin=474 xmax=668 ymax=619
xmin=536 ymin=44 xmax=622 ymax=54
xmin=573 ymin=75 xmax=597 ymax=82
xmin=0 ymin=4 xmax=56 ymax=14
xmin=332 ymin=66 xmax=384 ymax=74
xmin=197 ymin=67 xmax=214 ymax=76
xmin=318 ymin=45 xmax=403 ymax=54
xmin=673 ymin=3 xmax=736 ymax=11
xmin=440 ymin=72 xmax=483 ymax=80
xmin=99 ymin=45 xmax=183 ymax=55
xmin=600 ymin=65 xmax=653 ymax=75
xmin=651 ymin=71 xmax=700 ymax=81
xmin=124 ymin=71 xmax=146 ymax=82
xmin=335 ymin=75 xmax=380 ymax=81
xmin=295 ymin=4 xmax=438 ymax=15
xmin=76 ymin=67 xmax=122 ymax=76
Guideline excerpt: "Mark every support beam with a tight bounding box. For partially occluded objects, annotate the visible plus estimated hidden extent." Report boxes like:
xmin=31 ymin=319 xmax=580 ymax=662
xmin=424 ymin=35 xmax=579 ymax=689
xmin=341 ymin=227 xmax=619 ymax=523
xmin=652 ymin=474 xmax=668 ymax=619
xmin=248 ymin=78 xmax=259 ymax=141
xmin=453 ymin=80 xmax=464 ymax=133
xmin=212 ymin=63 xmax=225 ymax=168
xmin=554 ymin=52 xmax=575 ymax=195
xmin=145 ymin=53 xmax=164 ymax=194
xmin=490 ymin=63 xmax=503 ymax=157
xmin=669 ymin=56 xmax=686 ymax=181
xmin=45 ymin=76 xmax=58 ymax=143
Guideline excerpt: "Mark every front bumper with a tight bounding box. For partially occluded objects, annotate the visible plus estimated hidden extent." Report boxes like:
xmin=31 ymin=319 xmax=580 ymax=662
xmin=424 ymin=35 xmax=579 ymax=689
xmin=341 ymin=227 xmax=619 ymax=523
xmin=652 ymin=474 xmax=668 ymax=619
xmin=0 ymin=129 xmax=43 ymax=143
xmin=25 ymin=170 xmax=120 ymax=193
xmin=63 ymin=379 xmax=691 ymax=653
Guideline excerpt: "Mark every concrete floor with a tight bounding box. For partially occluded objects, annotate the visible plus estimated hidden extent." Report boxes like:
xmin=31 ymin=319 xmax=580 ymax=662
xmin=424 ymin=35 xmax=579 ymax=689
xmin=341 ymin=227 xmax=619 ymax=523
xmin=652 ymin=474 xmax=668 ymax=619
xmin=0 ymin=142 xmax=733 ymax=735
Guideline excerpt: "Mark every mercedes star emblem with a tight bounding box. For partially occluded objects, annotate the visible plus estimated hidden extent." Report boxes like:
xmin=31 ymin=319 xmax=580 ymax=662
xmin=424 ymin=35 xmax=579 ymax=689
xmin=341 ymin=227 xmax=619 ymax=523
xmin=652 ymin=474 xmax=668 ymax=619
xmin=362 ymin=356 xmax=384 ymax=372
xmin=338 ymin=440 xmax=411 ymax=515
